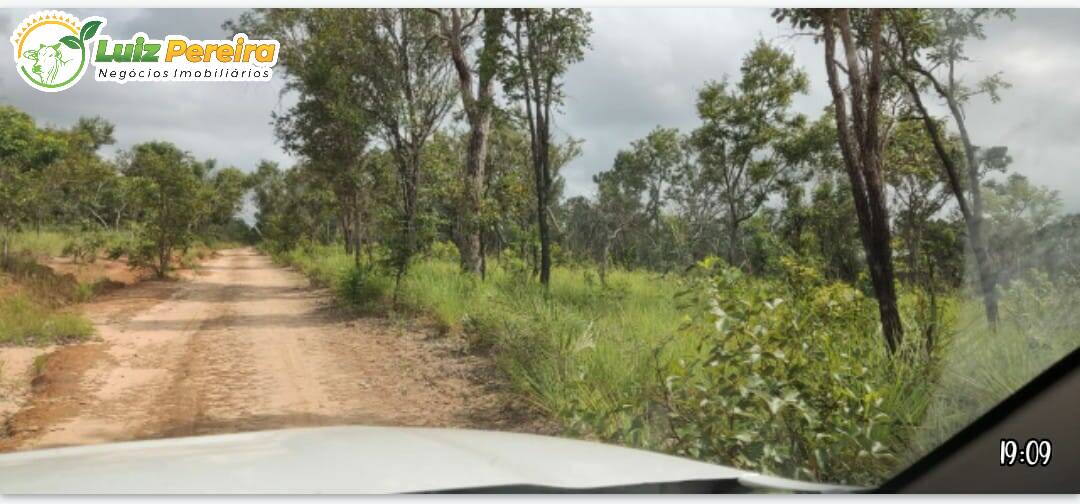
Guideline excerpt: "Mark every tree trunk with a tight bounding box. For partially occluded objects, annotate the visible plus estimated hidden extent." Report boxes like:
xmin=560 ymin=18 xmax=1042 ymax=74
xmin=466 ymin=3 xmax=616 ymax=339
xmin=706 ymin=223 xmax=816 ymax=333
xmin=157 ymin=241 xmax=170 ymax=279
xmin=535 ymin=160 xmax=551 ymax=287
xmin=897 ymin=70 xmax=999 ymax=330
xmin=395 ymin=149 xmax=422 ymax=293
xmin=439 ymin=9 xmax=503 ymax=276
xmin=456 ymin=119 xmax=488 ymax=274
xmin=727 ymin=208 xmax=740 ymax=267
xmin=352 ymin=201 xmax=363 ymax=267
xmin=822 ymin=9 xmax=903 ymax=353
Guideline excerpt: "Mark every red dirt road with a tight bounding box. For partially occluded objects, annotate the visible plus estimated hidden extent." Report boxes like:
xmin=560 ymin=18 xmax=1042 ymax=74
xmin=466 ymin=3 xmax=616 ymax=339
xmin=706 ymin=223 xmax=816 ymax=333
xmin=1 ymin=248 xmax=542 ymax=452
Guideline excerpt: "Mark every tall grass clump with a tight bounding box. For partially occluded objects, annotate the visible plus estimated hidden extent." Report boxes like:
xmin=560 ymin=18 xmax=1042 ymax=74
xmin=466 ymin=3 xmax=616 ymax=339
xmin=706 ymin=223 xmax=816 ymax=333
xmin=272 ymin=242 xmax=391 ymax=311
xmin=0 ymin=294 xmax=93 ymax=345
xmin=8 ymin=228 xmax=128 ymax=260
xmin=8 ymin=230 xmax=71 ymax=257
xmin=905 ymin=271 xmax=1080 ymax=461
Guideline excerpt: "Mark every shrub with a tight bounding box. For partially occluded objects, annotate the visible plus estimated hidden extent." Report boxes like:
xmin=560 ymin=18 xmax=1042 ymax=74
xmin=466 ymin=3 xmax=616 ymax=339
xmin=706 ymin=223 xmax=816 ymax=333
xmin=655 ymin=257 xmax=935 ymax=485
xmin=336 ymin=264 xmax=391 ymax=312
xmin=62 ymin=231 xmax=106 ymax=264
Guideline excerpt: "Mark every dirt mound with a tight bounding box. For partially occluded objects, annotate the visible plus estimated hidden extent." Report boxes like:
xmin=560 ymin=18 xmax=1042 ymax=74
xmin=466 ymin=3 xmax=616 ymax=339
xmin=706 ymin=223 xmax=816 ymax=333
xmin=0 ymin=344 xmax=109 ymax=451
xmin=1 ymin=253 xmax=82 ymax=307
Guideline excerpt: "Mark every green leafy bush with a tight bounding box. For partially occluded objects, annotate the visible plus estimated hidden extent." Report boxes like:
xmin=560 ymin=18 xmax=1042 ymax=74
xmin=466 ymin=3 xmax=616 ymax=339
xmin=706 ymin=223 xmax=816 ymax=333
xmin=657 ymin=257 xmax=935 ymax=485
xmin=62 ymin=231 xmax=106 ymax=264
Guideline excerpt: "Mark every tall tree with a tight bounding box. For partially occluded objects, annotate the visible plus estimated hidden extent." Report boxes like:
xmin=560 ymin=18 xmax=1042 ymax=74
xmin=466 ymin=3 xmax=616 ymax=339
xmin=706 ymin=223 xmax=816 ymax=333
xmin=357 ymin=9 xmax=456 ymax=287
xmin=501 ymin=8 xmax=592 ymax=288
xmin=593 ymin=126 xmax=685 ymax=269
xmin=890 ymin=8 xmax=1014 ymax=330
xmin=227 ymin=9 xmax=377 ymax=264
xmin=431 ymin=8 xmax=507 ymax=275
xmin=983 ymin=173 xmax=1062 ymax=282
xmin=690 ymin=40 xmax=810 ymax=267
xmin=885 ymin=120 xmax=952 ymax=284
xmin=775 ymin=8 xmax=904 ymax=353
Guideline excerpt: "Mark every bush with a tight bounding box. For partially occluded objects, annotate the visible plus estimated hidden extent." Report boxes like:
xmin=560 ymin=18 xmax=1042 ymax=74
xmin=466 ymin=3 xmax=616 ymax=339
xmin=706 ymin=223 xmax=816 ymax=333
xmin=655 ymin=257 xmax=935 ymax=485
xmin=337 ymin=264 xmax=391 ymax=312
xmin=62 ymin=231 xmax=106 ymax=264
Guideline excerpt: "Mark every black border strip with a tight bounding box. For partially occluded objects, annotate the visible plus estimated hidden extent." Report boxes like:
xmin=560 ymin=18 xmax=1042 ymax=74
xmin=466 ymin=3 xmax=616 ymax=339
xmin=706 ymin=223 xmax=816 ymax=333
xmin=877 ymin=345 xmax=1080 ymax=493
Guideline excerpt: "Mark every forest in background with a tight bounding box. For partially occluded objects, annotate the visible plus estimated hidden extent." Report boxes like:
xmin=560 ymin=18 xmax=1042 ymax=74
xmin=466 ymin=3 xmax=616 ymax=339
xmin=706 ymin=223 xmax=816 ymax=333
xmin=2 ymin=8 xmax=1079 ymax=486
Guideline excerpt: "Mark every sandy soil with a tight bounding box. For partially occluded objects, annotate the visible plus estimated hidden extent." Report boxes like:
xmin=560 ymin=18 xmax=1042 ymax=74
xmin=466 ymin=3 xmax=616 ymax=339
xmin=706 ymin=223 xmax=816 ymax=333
xmin=1 ymin=248 xmax=546 ymax=452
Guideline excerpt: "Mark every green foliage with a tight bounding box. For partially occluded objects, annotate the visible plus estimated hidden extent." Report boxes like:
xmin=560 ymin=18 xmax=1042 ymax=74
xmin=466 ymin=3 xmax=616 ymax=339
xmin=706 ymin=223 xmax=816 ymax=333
xmin=0 ymin=294 xmax=93 ymax=346
xmin=62 ymin=231 xmax=106 ymax=264
xmin=121 ymin=142 xmax=207 ymax=277
xmin=338 ymin=264 xmax=392 ymax=312
xmin=269 ymin=231 xmax=1078 ymax=488
xmin=272 ymin=243 xmax=391 ymax=312
xmin=7 ymin=230 xmax=71 ymax=257
xmin=659 ymin=257 xmax=934 ymax=485
xmin=906 ymin=271 xmax=1080 ymax=462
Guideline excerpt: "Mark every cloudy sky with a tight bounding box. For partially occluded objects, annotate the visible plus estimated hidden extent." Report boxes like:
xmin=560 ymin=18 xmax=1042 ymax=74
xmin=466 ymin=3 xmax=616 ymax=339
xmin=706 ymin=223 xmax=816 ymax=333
xmin=3 ymin=8 xmax=1079 ymax=216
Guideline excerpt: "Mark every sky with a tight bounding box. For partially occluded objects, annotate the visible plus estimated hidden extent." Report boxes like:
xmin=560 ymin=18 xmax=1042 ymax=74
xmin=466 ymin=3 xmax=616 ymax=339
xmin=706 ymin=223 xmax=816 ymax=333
xmin=3 ymin=8 xmax=1079 ymax=217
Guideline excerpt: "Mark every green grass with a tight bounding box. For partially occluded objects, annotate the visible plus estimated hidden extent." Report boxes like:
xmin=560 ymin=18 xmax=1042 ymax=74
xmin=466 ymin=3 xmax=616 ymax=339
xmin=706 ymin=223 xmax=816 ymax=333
xmin=7 ymin=228 xmax=130 ymax=259
xmin=0 ymin=294 xmax=93 ymax=346
xmin=904 ymin=275 xmax=1080 ymax=462
xmin=273 ymin=243 xmax=1078 ymax=485
xmin=7 ymin=230 xmax=71 ymax=257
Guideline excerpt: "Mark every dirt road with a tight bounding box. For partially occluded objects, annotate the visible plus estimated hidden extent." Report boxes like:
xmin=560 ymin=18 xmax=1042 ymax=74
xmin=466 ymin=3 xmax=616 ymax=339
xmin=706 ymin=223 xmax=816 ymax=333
xmin=1 ymin=248 xmax=539 ymax=452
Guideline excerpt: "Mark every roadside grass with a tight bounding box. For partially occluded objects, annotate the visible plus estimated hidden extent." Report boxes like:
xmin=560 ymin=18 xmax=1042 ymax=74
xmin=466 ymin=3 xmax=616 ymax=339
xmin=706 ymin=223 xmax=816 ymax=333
xmin=7 ymin=230 xmax=71 ymax=257
xmin=273 ymin=243 xmax=1078 ymax=485
xmin=904 ymin=274 xmax=1080 ymax=462
xmin=0 ymin=228 xmax=242 ymax=350
xmin=1 ymin=229 xmax=113 ymax=347
xmin=0 ymin=294 xmax=93 ymax=346
xmin=8 ymin=228 xmax=130 ymax=259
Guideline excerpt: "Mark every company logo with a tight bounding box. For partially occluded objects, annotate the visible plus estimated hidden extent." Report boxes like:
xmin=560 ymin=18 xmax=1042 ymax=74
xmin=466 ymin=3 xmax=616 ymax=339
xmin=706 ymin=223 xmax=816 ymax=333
xmin=11 ymin=10 xmax=279 ymax=92
xmin=10 ymin=10 xmax=103 ymax=92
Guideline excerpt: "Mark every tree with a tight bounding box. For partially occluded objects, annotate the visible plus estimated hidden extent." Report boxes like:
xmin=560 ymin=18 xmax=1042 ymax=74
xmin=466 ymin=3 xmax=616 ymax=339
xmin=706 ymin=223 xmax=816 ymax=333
xmin=431 ymin=8 xmax=507 ymax=275
xmin=501 ymin=8 xmax=592 ymax=288
xmin=889 ymin=8 xmax=1015 ymax=331
xmin=208 ymin=167 xmax=249 ymax=227
xmin=0 ymin=106 xmax=65 ymax=263
xmin=227 ymin=10 xmax=378 ymax=264
xmin=592 ymin=126 xmax=685 ymax=270
xmin=775 ymin=8 xmax=904 ymax=353
xmin=885 ymin=120 xmax=952 ymax=284
xmin=121 ymin=142 xmax=205 ymax=278
xmin=355 ymin=9 xmax=456 ymax=288
xmin=983 ymin=173 xmax=1062 ymax=283
xmin=690 ymin=40 xmax=810 ymax=267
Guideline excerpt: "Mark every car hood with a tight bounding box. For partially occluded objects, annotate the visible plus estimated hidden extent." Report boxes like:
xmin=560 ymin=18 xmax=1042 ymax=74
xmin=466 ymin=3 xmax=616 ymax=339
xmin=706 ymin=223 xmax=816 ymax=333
xmin=0 ymin=426 xmax=858 ymax=494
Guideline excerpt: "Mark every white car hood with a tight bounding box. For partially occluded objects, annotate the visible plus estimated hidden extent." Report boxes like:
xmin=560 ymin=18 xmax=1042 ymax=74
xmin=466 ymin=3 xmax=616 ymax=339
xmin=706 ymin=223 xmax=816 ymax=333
xmin=0 ymin=426 xmax=857 ymax=494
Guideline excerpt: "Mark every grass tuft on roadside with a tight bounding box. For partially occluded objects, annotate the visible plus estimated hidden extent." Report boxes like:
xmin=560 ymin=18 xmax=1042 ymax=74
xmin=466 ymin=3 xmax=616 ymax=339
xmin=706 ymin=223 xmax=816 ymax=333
xmin=0 ymin=294 xmax=93 ymax=346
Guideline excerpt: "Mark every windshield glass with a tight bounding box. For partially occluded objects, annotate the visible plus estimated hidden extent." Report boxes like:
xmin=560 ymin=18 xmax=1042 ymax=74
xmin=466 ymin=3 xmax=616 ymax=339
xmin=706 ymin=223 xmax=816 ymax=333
xmin=0 ymin=6 xmax=1076 ymax=490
